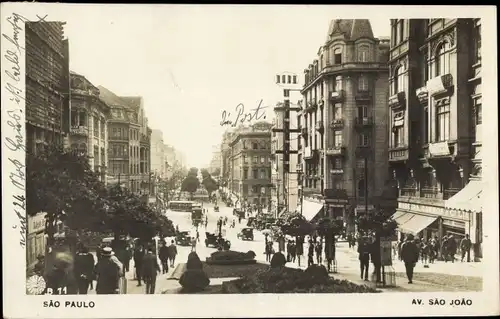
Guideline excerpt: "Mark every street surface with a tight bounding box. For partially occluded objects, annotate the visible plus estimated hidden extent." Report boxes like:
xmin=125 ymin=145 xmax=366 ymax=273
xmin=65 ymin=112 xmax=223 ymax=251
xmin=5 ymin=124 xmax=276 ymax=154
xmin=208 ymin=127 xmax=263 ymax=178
xmin=89 ymin=196 xmax=482 ymax=294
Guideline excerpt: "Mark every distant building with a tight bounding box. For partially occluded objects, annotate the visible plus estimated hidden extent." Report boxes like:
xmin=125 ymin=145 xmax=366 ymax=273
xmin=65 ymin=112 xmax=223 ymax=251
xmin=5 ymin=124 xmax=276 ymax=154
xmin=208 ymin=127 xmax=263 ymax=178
xmin=229 ymin=122 xmax=273 ymax=209
xmin=385 ymin=19 xmax=482 ymax=258
xmin=68 ymin=72 xmax=110 ymax=183
xmin=25 ymin=22 xmax=70 ymax=154
xmin=298 ymin=19 xmax=390 ymax=228
xmin=209 ymin=144 xmax=222 ymax=176
xmin=151 ymin=129 xmax=167 ymax=178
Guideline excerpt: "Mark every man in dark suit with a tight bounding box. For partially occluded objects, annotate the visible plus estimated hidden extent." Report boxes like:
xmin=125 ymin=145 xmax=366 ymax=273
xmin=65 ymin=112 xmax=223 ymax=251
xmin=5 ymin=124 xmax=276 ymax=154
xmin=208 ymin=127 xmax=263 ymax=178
xmin=133 ymin=245 xmax=145 ymax=286
xmin=142 ymin=248 xmax=161 ymax=294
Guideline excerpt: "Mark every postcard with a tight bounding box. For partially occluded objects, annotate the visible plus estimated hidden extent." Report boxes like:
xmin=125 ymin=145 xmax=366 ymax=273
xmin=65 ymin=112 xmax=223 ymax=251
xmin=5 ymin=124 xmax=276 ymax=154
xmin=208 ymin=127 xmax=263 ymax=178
xmin=1 ymin=3 xmax=498 ymax=318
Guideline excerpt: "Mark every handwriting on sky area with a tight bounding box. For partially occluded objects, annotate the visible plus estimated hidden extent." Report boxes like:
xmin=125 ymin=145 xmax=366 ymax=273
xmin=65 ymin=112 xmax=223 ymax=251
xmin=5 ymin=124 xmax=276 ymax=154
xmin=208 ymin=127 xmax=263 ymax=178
xmin=220 ymin=99 xmax=268 ymax=127
xmin=2 ymin=12 xmax=48 ymax=247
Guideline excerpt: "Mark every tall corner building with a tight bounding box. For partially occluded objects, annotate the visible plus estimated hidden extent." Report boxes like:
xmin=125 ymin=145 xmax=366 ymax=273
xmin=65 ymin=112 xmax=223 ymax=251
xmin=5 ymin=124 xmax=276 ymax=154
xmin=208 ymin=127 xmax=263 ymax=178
xmin=386 ymin=19 xmax=482 ymax=258
xmin=298 ymin=19 xmax=390 ymax=230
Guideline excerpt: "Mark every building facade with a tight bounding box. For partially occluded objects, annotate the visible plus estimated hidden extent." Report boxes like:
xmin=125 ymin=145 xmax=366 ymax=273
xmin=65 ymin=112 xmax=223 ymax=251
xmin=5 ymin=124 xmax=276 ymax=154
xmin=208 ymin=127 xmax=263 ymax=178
xmin=387 ymin=19 xmax=482 ymax=257
xmin=220 ymin=130 xmax=235 ymax=188
xmin=298 ymin=19 xmax=390 ymax=228
xmin=25 ymin=22 xmax=70 ymax=155
xmin=151 ymin=129 xmax=167 ymax=178
xmin=271 ymin=102 xmax=300 ymax=217
xmin=229 ymin=122 xmax=273 ymax=209
xmin=68 ymin=72 xmax=110 ymax=182
xmin=209 ymin=144 xmax=222 ymax=176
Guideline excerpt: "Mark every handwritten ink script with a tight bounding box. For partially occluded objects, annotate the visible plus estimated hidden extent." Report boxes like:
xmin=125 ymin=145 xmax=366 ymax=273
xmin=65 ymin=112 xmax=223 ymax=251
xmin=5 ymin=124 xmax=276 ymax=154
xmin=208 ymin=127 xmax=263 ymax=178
xmin=2 ymin=12 xmax=47 ymax=247
xmin=220 ymin=99 xmax=268 ymax=127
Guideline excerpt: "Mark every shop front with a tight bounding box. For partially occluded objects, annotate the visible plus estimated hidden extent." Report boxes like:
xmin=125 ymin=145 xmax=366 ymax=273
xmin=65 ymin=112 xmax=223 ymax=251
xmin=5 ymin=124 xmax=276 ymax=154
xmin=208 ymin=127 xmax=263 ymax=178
xmin=323 ymin=188 xmax=349 ymax=222
xmin=27 ymin=213 xmax=47 ymax=272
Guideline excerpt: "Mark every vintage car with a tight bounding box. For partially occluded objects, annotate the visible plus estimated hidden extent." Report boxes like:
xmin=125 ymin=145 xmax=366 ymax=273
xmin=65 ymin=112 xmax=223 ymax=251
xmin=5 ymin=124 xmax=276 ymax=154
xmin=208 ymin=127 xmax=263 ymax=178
xmin=214 ymin=205 xmax=220 ymax=212
xmin=175 ymin=231 xmax=192 ymax=246
xmin=205 ymin=232 xmax=231 ymax=250
xmin=236 ymin=227 xmax=254 ymax=241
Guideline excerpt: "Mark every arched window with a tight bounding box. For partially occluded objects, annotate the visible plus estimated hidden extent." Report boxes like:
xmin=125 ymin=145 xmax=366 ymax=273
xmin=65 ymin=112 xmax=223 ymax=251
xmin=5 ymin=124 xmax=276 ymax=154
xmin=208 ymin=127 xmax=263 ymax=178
xmin=435 ymin=41 xmax=450 ymax=76
xmin=334 ymin=48 xmax=342 ymax=64
xmin=358 ymin=75 xmax=368 ymax=92
xmin=358 ymin=45 xmax=370 ymax=62
xmin=393 ymin=66 xmax=404 ymax=94
xmin=357 ymin=179 xmax=366 ymax=198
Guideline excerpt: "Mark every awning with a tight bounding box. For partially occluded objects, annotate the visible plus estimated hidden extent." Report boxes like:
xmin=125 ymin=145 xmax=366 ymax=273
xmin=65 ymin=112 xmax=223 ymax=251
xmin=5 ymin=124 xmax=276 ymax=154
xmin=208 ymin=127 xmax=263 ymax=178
xmin=298 ymin=200 xmax=324 ymax=222
xmin=398 ymin=213 xmax=438 ymax=235
xmin=444 ymin=180 xmax=482 ymax=213
xmin=392 ymin=210 xmax=414 ymax=226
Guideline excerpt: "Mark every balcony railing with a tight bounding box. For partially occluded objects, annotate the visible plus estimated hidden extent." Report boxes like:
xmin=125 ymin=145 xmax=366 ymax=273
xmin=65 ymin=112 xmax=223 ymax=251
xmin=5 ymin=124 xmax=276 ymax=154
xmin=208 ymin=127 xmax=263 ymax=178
xmin=330 ymin=168 xmax=344 ymax=174
xmin=388 ymin=92 xmax=406 ymax=110
xmin=325 ymin=146 xmax=345 ymax=156
xmin=355 ymin=117 xmax=373 ymax=130
xmin=70 ymin=126 xmax=88 ymax=136
xmin=330 ymin=90 xmax=345 ymax=102
xmin=416 ymin=86 xmax=429 ymax=104
xmin=443 ymin=188 xmax=461 ymax=200
xmin=330 ymin=118 xmax=344 ymax=129
xmin=421 ymin=187 xmax=440 ymax=199
xmin=400 ymin=187 xmax=417 ymax=197
xmin=355 ymin=90 xmax=371 ymax=101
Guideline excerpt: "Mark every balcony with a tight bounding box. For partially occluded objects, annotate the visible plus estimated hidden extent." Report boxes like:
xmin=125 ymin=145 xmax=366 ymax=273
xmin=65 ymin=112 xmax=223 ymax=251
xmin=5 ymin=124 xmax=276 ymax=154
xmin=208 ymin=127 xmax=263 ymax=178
xmin=355 ymin=145 xmax=371 ymax=158
xmin=400 ymin=187 xmax=417 ymax=197
xmin=354 ymin=117 xmax=373 ymax=130
xmin=421 ymin=187 xmax=441 ymax=199
xmin=355 ymin=90 xmax=371 ymax=101
xmin=325 ymin=146 xmax=345 ymax=156
xmin=330 ymin=118 xmax=344 ymax=129
xmin=70 ymin=126 xmax=88 ymax=136
xmin=443 ymin=188 xmax=461 ymax=200
xmin=330 ymin=168 xmax=344 ymax=174
xmin=296 ymin=163 xmax=303 ymax=172
xmin=316 ymin=120 xmax=324 ymax=133
xmin=388 ymin=92 xmax=406 ymax=110
xmin=301 ymin=127 xmax=309 ymax=137
xmin=389 ymin=147 xmax=409 ymax=161
xmin=427 ymin=73 xmax=453 ymax=97
xmin=330 ymin=90 xmax=345 ymax=102
xmin=416 ymin=86 xmax=429 ymax=104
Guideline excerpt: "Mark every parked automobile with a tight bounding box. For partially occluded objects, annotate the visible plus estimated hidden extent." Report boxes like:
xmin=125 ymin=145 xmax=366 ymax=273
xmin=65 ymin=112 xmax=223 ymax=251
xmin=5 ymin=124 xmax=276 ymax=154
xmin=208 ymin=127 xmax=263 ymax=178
xmin=205 ymin=232 xmax=231 ymax=250
xmin=237 ymin=227 xmax=254 ymax=241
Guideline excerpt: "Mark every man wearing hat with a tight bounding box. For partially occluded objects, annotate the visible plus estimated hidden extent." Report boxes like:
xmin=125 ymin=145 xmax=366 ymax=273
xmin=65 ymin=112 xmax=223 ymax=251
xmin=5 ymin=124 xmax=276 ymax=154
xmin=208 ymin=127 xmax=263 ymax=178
xmin=400 ymin=234 xmax=419 ymax=284
xmin=74 ymin=245 xmax=95 ymax=294
xmin=94 ymin=247 xmax=122 ymax=294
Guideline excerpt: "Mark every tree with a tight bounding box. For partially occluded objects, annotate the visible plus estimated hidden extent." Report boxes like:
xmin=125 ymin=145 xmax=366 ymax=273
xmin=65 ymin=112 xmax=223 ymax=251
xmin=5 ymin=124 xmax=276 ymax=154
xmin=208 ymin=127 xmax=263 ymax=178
xmin=181 ymin=167 xmax=200 ymax=200
xmin=200 ymin=169 xmax=219 ymax=198
xmin=212 ymin=167 xmax=221 ymax=177
xmin=26 ymin=145 xmax=109 ymax=248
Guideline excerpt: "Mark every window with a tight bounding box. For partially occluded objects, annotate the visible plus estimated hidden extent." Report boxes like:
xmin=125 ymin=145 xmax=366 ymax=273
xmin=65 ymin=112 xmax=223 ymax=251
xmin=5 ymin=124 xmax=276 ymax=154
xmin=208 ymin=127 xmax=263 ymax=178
xmin=435 ymin=41 xmax=450 ymax=76
xmin=71 ymin=112 xmax=78 ymax=127
xmin=243 ymin=155 xmax=248 ymax=164
xmin=436 ymin=103 xmax=450 ymax=141
xmin=252 ymin=169 xmax=258 ymax=179
xmin=93 ymin=118 xmax=99 ymax=137
xmin=358 ymin=46 xmax=369 ymax=62
xmin=334 ymin=48 xmax=342 ymax=64
xmin=334 ymin=130 xmax=342 ymax=147
xmin=422 ymin=54 xmax=429 ymax=85
xmin=393 ymin=126 xmax=404 ymax=147
xmin=260 ymin=169 xmax=267 ymax=179
xmin=334 ymin=103 xmax=342 ymax=119
xmin=473 ymin=21 xmax=481 ymax=64
xmin=288 ymin=75 xmax=292 ymax=83
xmin=282 ymin=75 xmax=286 ymax=83
xmin=358 ymin=133 xmax=370 ymax=146
xmin=475 ymin=100 xmax=482 ymax=125
xmin=243 ymin=168 xmax=248 ymax=179
xmin=293 ymin=75 xmax=297 ymax=84
xmin=393 ymin=66 xmax=404 ymax=94
xmin=356 ymin=159 xmax=365 ymax=169
xmin=112 ymin=128 xmax=117 ymax=137
xmin=276 ymin=75 xmax=280 ymax=83
xmin=100 ymin=120 xmax=105 ymax=139
xmin=252 ymin=142 xmax=258 ymax=150
xmin=335 ymin=76 xmax=342 ymax=91
xmin=253 ymin=156 xmax=258 ymax=163
xmin=260 ymin=156 xmax=265 ymax=164
xmin=79 ymin=111 xmax=86 ymax=126
xmin=357 ymin=105 xmax=368 ymax=119
xmin=423 ymin=106 xmax=429 ymax=144
xmin=357 ymin=179 xmax=366 ymax=198
xmin=358 ymin=75 xmax=368 ymax=92
xmin=333 ymin=158 xmax=342 ymax=169
xmin=398 ymin=20 xmax=404 ymax=43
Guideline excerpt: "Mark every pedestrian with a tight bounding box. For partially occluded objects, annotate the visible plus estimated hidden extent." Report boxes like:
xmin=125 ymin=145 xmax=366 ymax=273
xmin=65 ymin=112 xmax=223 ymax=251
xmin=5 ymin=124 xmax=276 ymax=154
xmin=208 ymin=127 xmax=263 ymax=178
xmin=286 ymin=240 xmax=292 ymax=262
xmin=315 ymin=238 xmax=323 ymax=265
xmin=307 ymin=240 xmax=315 ymax=267
xmin=94 ymin=247 xmax=121 ymax=294
xmin=191 ymin=236 xmax=197 ymax=252
xmin=168 ymin=240 xmax=178 ymax=267
xmin=421 ymin=240 xmax=430 ymax=265
xmin=45 ymin=253 xmax=73 ymax=295
xmin=142 ymin=248 xmax=161 ymax=294
xmin=296 ymin=236 xmax=304 ymax=267
xmin=358 ymin=236 xmax=370 ymax=281
xmin=400 ymin=234 xmax=419 ymax=284
xmin=428 ymin=239 xmax=436 ymax=264
xmin=441 ymin=235 xmax=449 ymax=262
xmin=265 ymin=241 xmax=273 ymax=262
xmin=460 ymin=234 xmax=472 ymax=262
xmin=122 ymin=246 xmax=132 ymax=273
xmin=33 ymin=254 xmax=45 ymax=277
xmin=397 ymin=239 xmax=404 ymax=261
xmin=448 ymin=235 xmax=458 ymax=263
xmin=133 ymin=244 xmax=145 ymax=286
xmin=159 ymin=242 xmax=170 ymax=274
xmin=74 ymin=245 xmax=95 ymax=294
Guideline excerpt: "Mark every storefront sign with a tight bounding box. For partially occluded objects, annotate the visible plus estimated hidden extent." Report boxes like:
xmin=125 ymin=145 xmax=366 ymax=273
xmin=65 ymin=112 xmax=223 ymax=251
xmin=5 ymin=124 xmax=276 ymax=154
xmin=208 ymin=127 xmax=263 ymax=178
xmin=398 ymin=202 xmax=445 ymax=217
xmin=28 ymin=213 xmax=47 ymax=234
xmin=380 ymin=237 xmax=392 ymax=266
xmin=428 ymin=141 xmax=450 ymax=157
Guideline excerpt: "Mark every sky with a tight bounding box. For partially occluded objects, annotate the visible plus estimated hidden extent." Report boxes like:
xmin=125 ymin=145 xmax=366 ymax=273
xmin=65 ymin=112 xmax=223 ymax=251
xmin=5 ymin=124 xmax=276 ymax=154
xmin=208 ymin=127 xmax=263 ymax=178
xmin=36 ymin=5 xmax=390 ymax=169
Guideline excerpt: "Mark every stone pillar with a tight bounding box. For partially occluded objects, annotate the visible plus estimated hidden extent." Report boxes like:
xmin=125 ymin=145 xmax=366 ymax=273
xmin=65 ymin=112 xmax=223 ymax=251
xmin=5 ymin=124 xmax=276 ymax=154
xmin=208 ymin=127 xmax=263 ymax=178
xmin=88 ymin=112 xmax=94 ymax=168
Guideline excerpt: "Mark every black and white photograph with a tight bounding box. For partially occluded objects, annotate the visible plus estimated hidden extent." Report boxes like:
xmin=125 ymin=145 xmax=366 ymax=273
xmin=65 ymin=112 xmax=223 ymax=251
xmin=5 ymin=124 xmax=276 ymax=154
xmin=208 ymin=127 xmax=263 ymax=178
xmin=2 ymin=3 xmax=498 ymax=318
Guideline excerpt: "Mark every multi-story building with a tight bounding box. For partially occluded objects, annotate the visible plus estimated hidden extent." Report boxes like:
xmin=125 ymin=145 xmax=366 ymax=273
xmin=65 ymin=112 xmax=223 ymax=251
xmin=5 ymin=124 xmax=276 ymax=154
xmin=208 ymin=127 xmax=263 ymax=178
xmin=220 ymin=130 xmax=235 ymax=187
xmin=68 ymin=72 xmax=110 ymax=182
xmin=209 ymin=144 xmax=222 ymax=176
xmin=298 ymin=19 xmax=390 ymax=229
xmin=229 ymin=122 xmax=273 ymax=209
xmin=151 ymin=129 xmax=167 ymax=178
xmin=386 ymin=19 xmax=482 ymax=257
xmin=271 ymin=101 xmax=300 ymax=217
xmin=25 ymin=22 xmax=70 ymax=155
